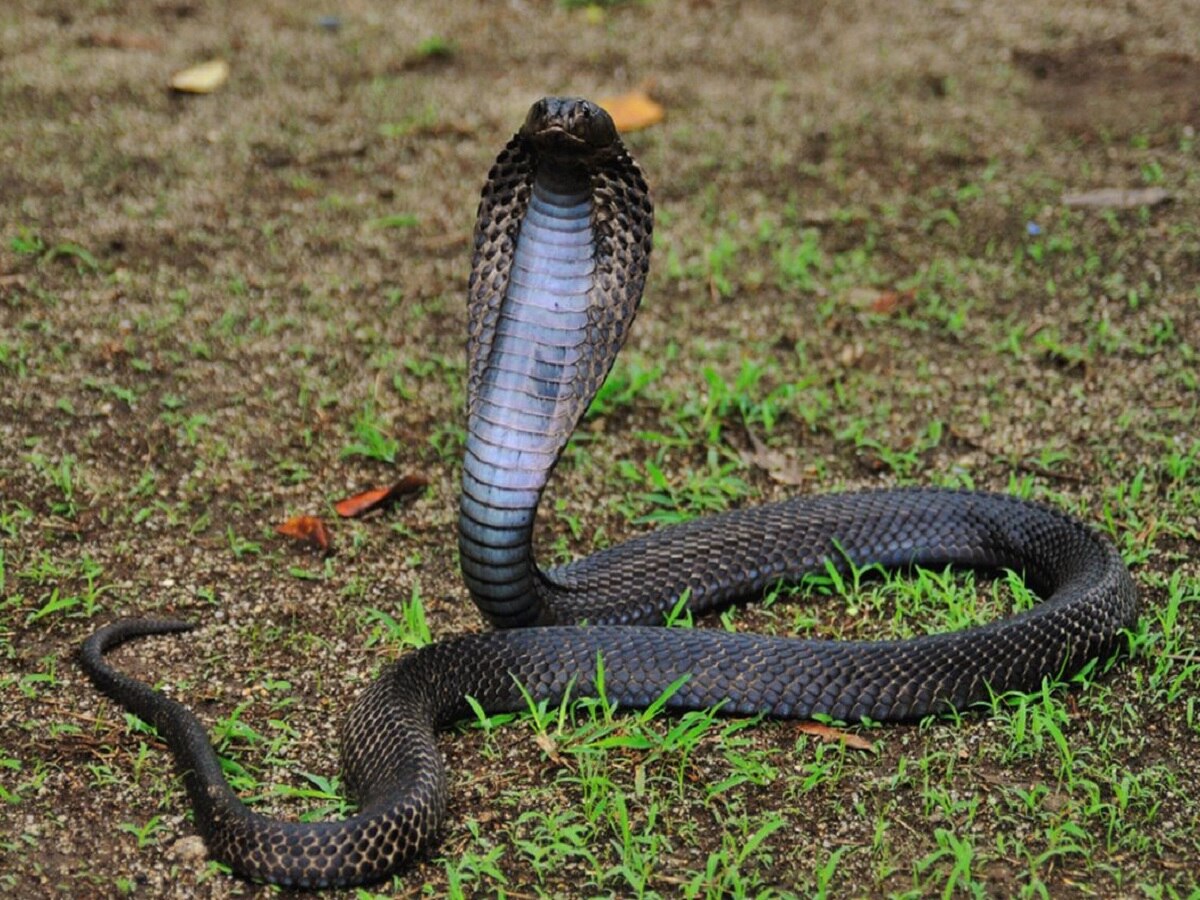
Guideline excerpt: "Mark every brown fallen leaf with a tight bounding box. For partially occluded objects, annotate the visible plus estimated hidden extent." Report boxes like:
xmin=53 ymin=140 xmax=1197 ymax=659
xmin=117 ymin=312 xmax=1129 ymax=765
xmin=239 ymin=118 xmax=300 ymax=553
xmin=796 ymin=721 xmax=875 ymax=751
xmin=1061 ymin=187 xmax=1172 ymax=209
xmin=335 ymin=473 xmax=430 ymax=518
xmin=170 ymin=59 xmax=230 ymax=94
xmin=739 ymin=431 xmax=809 ymax=487
xmin=598 ymin=90 xmax=665 ymax=133
xmin=84 ymin=31 xmax=162 ymax=51
xmin=870 ymin=288 xmax=915 ymax=315
xmin=276 ymin=515 xmax=332 ymax=553
xmin=534 ymin=731 xmax=564 ymax=764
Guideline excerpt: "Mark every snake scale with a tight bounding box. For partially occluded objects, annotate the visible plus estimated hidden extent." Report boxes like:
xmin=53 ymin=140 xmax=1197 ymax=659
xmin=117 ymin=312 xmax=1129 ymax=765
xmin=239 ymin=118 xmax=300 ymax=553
xmin=81 ymin=97 xmax=1138 ymax=889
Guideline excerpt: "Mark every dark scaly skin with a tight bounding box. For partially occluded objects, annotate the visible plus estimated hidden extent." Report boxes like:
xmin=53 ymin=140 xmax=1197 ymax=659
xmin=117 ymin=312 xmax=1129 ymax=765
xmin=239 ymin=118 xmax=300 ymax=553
xmin=79 ymin=98 xmax=1138 ymax=889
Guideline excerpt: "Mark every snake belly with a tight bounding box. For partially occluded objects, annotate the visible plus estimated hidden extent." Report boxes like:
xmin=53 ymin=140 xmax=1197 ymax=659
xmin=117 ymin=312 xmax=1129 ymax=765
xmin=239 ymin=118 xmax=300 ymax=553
xmin=80 ymin=97 xmax=1138 ymax=889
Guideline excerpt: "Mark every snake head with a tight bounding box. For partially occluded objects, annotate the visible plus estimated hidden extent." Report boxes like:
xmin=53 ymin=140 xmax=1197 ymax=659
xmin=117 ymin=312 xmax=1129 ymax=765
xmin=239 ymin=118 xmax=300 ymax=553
xmin=520 ymin=97 xmax=620 ymax=159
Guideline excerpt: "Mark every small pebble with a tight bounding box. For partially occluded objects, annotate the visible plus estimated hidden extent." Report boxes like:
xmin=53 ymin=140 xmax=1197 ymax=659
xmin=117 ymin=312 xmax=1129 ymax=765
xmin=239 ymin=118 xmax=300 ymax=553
xmin=170 ymin=835 xmax=208 ymax=864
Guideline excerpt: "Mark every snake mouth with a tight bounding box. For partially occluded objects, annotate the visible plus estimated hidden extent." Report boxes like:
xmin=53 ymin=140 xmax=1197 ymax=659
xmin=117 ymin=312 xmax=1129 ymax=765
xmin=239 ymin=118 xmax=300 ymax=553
xmin=528 ymin=124 xmax=592 ymax=154
xmin=535 ymin=124 xmax=583 ymax=140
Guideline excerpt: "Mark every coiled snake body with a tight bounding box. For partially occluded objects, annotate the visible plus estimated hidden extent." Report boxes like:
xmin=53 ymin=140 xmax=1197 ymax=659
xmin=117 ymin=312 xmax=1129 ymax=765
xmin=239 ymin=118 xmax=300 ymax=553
xmin=81 ymin=97 xmax=1138 ymax=888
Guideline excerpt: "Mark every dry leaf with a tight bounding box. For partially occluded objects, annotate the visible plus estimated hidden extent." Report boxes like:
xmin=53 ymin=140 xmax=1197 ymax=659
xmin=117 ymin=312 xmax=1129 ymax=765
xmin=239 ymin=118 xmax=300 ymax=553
xmin=1061 ymin=187 xmax=1172 ymax=209
xmin=740 ymin=432 xmax=809 ymax=486
xmin=85 ymin=31 xmax=162 ymax=51
xmin=334 ymin=474 xmax=430 ymax=518
xmin=796 ymin=721 xmax=874 ymax=751
xmin=335 ymin=487 xmax=391 ymax=518
xmin=170 ymin=59 xmax=230 ymax=94
xmin=534 ymin=732 xmax=563 ymax=764
xmin=276 ymin=515 xmax=332 ymax=553
xmin=870 ymin=289 xmax=914 ymax=314
xmin=599 ymin=90 xmax=665 ymax=133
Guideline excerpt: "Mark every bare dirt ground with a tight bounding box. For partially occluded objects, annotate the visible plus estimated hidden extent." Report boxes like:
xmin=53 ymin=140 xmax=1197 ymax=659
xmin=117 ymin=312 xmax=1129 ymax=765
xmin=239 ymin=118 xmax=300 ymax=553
xmin=2 ymin=1 xmax=1198 ymax=898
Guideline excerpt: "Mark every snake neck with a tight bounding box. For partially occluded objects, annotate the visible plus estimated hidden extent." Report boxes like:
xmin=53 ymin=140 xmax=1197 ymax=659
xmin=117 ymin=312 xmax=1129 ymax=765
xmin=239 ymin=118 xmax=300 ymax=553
xmin=459 ymin=163 xmax=596 ymax=627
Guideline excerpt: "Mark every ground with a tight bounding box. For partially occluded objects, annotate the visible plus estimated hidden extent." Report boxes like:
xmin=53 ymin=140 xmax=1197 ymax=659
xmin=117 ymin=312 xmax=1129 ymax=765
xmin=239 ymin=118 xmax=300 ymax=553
xmin=1 ymin=1 xmax=1198 ymax=898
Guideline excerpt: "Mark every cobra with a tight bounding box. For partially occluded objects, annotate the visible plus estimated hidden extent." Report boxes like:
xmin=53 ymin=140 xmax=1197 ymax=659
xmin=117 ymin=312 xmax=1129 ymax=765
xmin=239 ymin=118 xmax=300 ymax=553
xmin=81 ymin=97 xmax=1137 ymax=889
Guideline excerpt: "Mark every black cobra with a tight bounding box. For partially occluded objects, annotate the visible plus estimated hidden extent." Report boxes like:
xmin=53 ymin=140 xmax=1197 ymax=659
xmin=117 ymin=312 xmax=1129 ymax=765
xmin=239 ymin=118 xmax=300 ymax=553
xmin=81 ymin=97 xmax=1138 ymax=889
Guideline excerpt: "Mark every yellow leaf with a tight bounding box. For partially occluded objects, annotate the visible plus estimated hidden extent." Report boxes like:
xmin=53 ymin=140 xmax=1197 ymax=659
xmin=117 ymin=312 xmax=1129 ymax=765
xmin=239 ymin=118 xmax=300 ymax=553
xmin=599 ymin=90 xmax=664 ymax=133
xmin=170 ymin=59 xmax=230 ymax=94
